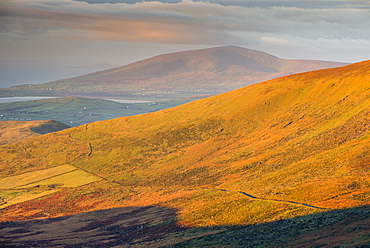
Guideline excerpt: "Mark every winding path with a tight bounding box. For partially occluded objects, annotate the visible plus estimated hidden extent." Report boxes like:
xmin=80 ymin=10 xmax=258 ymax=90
xmin=218 ymin=189 xmax=329 ymax=210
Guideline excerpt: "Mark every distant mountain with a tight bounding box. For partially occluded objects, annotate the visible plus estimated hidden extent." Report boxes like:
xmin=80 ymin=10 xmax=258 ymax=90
xmin=71 ymin=62 xmax=118 ymax=70
xmin=0 ymin=120 xmax=69 ymax=145
xmin=0 ymin=61 xmax=369 ymax=246
xmin=1 ymin=46 xmax=346 ymax=98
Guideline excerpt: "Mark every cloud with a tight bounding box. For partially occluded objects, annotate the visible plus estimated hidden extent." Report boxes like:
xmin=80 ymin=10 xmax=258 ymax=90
xmin=1 ymin=0 xmax=369 ymax=45
xmin=256 ymin=35 xmax=370 ymax=62
xmin=0 ymin=0 xmax=369 ymax=65
xmin=75 ymin=0 xmax=370 ymax=9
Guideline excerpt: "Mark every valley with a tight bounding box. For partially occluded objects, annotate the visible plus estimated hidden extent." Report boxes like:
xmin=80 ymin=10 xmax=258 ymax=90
xmin=0 ymin=97 xmax=191 ymax=127
xmin=0 ymin=46 xmax=348 ymax=138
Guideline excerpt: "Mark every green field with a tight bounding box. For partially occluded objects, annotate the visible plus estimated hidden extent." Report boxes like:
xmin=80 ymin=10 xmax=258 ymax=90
xmin=0 ymin=97 xmax=191 ymax=126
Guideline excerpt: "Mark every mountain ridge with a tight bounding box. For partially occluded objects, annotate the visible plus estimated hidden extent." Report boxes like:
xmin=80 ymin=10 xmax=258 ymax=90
xmin=2 ymin=46 xmax=347 ymax=98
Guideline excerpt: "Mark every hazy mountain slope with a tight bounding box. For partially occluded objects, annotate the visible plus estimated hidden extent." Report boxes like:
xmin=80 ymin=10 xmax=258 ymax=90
xmin=0 ymin=120 xmax=69 ymax=145
xmin=0 ymin=61 xmax=369 ymax=235
xmin=2 ymin=46 xmax=346 ymax=98
xmin=0 ymin=97 xmax=190 ymax=126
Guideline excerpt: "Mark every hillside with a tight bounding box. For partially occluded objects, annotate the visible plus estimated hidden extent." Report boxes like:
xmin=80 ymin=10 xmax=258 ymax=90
xmin=0 ymin=61 xmax=369 ymax=246
xmin=1 ymin=46 xmax=346 ymax=99
xmin=0 ymin=120 xmax=69 ymax=145
xmin=0 ymin=97 xmax=190 ymax=126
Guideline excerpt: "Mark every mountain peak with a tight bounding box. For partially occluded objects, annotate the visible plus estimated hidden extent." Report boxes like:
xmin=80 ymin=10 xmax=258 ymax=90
xmin=72 ymin=62 xmax=118 ymax=70
xmin=145 ymin=45 xmax=279 ymax=63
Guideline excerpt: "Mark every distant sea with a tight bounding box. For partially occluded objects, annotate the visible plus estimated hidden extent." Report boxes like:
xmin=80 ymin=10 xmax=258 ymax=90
xmin=0 ymin=63 xmax=113 ymax=88
xmin=0 ymin=97 xmax=153 ymax=104
xmin=104 ymin=99 xmax=153 ymax=103
xmin=0 ymin=97 xmax=57 ymax=103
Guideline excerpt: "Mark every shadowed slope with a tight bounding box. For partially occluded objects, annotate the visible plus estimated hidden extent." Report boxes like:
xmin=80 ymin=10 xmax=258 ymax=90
xmin=0 ymin=120 xmax=69 ymax=145
xmin=1 ymin=205 xmax=369 ymax=247
xmin=2 ymin=46 xmax=346 ymax=98
xmin=0 ymin=61 xmax=369 ymax=229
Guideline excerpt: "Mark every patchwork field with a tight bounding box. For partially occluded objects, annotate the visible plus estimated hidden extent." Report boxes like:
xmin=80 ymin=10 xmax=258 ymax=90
xmin=0 ymin=164 xmax=100 ymax=209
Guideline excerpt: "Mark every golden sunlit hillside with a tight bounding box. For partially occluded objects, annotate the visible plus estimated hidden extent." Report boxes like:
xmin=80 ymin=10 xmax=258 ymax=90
xmin=1 ymin=61 xmax=369 ymax=246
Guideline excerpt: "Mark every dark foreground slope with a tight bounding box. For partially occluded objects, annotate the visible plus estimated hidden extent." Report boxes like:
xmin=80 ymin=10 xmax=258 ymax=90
xmin=0 ymin=61 xmax=369 ymax=246
xmin=2 ymin=46 xmax=346 ymax=99
xmin=1 ymin=206 xmax=369 ymax=247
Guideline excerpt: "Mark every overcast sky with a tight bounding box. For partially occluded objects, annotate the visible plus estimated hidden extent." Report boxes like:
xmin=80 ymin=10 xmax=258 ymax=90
xmin=1 ymin=0 xmax=370 ymax=87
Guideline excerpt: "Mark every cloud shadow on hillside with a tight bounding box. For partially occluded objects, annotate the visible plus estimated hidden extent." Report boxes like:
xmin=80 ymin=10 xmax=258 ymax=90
xmin=1 ymin=205 xmax=369 ymax=247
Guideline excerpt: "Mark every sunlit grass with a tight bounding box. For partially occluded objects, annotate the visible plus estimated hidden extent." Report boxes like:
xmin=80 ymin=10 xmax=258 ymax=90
xmin=0 ymin=164 xmax=76 ymax=189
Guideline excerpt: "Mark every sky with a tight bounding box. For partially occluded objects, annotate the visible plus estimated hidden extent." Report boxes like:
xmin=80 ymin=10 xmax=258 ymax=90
xmin=1 ymin=0 xmax=370 ymax=87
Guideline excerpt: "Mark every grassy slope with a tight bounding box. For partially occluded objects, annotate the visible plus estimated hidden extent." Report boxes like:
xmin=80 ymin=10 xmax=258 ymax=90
xmin=0 ymin=120 xmax=69 ymax=145
xmin=0 ymin=61 xmax=369 ymax=245
xmin=0 ymin=97 xmax=190 ymax=126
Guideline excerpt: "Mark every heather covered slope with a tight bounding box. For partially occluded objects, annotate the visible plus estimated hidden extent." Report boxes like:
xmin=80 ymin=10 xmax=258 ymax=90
xmin=0 ymin=61 xmax=369 ymax=245
xmin=2 ymin=46 xmax=345 ymax=99
xmin=0 ymin=120 xmax=69 ymax=145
